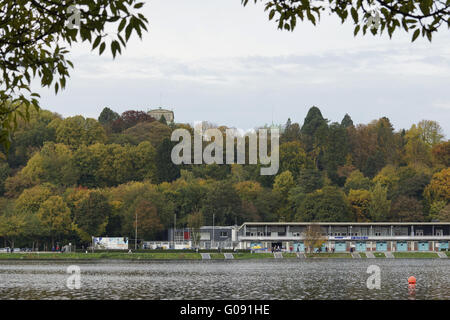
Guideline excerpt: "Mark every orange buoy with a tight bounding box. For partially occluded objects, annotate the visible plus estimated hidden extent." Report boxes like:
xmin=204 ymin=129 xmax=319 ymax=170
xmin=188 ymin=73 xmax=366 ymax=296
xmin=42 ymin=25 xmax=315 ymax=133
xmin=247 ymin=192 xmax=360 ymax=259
xmin=408 ymin=276 xmax=416 ymax=284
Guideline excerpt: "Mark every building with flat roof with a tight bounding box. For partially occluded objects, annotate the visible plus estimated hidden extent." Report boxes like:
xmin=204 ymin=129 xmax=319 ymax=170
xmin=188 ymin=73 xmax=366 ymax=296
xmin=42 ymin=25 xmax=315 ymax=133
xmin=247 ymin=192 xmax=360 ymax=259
xmin=158 ymin=226 xmax=238 ymax=249
xmin=237 ymin=222 xmax=450 ymax=252
xmin=148 ymin=107 xmax=174 ymax=123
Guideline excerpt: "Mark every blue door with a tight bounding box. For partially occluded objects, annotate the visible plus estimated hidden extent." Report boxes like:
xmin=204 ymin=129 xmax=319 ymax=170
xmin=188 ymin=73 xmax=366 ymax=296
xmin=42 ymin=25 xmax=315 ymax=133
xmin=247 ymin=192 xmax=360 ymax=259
xmin=376 ymin=242 xmax=387 ymax=251
xmin=440 ymin=242 xmax=449 ymax=250
xmin=396 ymin=242 xmax=408 ymax=251
xmin=418 ymin=242 xmax=429 ymax=251
xmin=355 ymin=242 xmax=366 ymax=251
xmin=294 ymin=242 xmax=305 ymax=252
xmin=335 ymin=242 xmax=347 ymax=252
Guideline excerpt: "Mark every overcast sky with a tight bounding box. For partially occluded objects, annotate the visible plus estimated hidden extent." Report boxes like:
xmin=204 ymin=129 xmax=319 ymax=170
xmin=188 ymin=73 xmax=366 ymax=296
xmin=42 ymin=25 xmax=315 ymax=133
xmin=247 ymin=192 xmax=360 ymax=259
xmin=36 ymin=0 xmax=450 ymax=137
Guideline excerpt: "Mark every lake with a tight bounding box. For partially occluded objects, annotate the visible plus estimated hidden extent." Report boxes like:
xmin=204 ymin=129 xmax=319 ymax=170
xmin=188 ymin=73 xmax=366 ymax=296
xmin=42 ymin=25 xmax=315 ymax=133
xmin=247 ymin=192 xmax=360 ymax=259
xmin=0 ymin=259 xmax=448 ymax=300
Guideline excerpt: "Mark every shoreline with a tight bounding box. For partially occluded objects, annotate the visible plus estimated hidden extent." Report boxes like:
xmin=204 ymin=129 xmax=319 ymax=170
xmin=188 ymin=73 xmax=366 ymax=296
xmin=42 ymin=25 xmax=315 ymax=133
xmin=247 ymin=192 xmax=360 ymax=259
xmin=0 ymin=251 xmax=448 ymax=261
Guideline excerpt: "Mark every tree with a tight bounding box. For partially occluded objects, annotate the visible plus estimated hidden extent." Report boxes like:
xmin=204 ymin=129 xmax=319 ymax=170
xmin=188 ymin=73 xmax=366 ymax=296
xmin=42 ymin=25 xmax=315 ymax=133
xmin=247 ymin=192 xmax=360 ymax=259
xmin=273 ymin=170 xmax=295 ymax=221
xmin=121 ymin=121 xmax=172 ymax=148
xmin=37 ymin=196 xmax=73 ymax=247
xmin=0 ymin=161 xmax=9 ymax=196
xmin=0 ymin=211 xmax=27 ymax=248
xmin=369 ymin=182 xmax=391 ymax=221
xmin=417 ymin=120 xmax=444 ymax=147
xmin=296 ymin=186 xmax=351 ymax=222
xmin=73 ymin=142 xmax=157 ymax=188
xmin=156 ymin=138 xmax=181 ymax=183
xmin=322 ymin=122 xmax=349 ymax=184
xmin=344 ymin=170 xmax=371 ymax=192
xmin=372 ymin=165 xmax=399 ymax=195
xmin=111 ymin=110 xmax=155 ymax=133
xmin=18 ymin=142 xmax=78 ymax=187
xmin=348 ymin=189 xmax=371 ymax=221
xmin=296 ymin=168 xmax=323 ymax=194
xmin=300 ymin=106 xmax=328 ymax=154
xmin=202 ymin=181 xmax=242 ymax=226
xmin=341 ymin=114 xmax=354 ymax=128
xmin=234 ymin=181 xmax=263 ymax=201
xmin=281 ymin=118 xmax=301 ymax=143
xmin=187 ymin=211 xmax=204 ymax=248
xmin=14 ymin=184 xmax=54 ymax=215
xmin=73 ymin=191 xmax=111 ymax=242
xmin=273 ymin=170 xmax=295 ymax=196
xmin=374 ymin=117 xmax=400 ymax=166
xmin=279 ymin=141 xmax=309 ymax=179
xmin=242 ymin=0 xmax=449 ymax=42
xmin=302 ymin=224 xmax=327 ymax=253
xmin=436 ymin=204 xmax=450 ymax=221
xmin=347 ymin=123 xmax=378 ymax=174
xmin=393 ymin=167 xmax=431 ymax=200
xmin=52 ymin=116 xmax=106 ymax=149
xmin=5 ymin=106 xmax=58 ymax=168
xmin=0 ymin=1 xmax=149 ymax=148
xmin=98 ymin=107 xmax=120 ymax=125
xmin=424 ymin=168 xmax=450 ymax=203
xmin=390 ymin=196 xmax=425 ymax=222
xmin=134 ymin=200 xmax=164 ymax=240
xmin=432 ymin=141 xmax=450 ymax=167
xmin=404 ymin=124 xmax=432 ymax=166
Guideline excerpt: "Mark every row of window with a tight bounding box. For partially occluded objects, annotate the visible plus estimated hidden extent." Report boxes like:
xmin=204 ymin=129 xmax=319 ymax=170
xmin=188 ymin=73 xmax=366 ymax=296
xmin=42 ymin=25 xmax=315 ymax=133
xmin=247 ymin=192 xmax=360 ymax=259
xmin=244 ymin=230 xmax=445 ymax=237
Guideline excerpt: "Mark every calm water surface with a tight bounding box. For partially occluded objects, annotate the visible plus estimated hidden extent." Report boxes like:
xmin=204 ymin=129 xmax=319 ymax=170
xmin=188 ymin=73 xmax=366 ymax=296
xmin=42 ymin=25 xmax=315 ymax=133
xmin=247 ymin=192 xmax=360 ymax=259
xmin=0 ymin=259 xmax=448 ymax=300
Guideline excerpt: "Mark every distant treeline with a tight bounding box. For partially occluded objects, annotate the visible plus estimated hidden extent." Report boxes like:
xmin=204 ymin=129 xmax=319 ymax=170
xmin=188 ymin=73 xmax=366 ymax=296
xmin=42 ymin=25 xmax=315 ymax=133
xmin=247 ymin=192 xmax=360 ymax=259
xmin=0 ymin=105 xmax=448 ymax=249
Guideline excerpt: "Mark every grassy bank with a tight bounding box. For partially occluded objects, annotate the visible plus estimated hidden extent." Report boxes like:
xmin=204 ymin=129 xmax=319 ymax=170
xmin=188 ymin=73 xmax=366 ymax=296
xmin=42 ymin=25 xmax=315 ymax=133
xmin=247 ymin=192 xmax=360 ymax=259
xmin=305 ymin=253 xmax=352 ymax=258
xmin=0 ymin=251 xmax=446 ymax=260
xmin=393 ymin=252 xmax=439 ymax=258
xmin=0 ymin=252 xmax=202 ymax=260
xmin=233 ymin=253 xmax=274 ymax=259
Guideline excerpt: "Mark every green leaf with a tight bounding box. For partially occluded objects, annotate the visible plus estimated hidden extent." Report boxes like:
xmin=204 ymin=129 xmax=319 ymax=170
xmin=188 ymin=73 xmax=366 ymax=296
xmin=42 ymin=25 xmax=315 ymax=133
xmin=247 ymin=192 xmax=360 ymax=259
xmin=351 ymin=8 xmax=358 ymax=24
xmin=99 ymin=42 xmax=106 ymax=55
xmin=118 ymin=19 xmax=127 ymax=33
xmin=92 ymin=36 xmax=102 ymax=50
xmin=412 ymin=28 xmax=420 ymax=42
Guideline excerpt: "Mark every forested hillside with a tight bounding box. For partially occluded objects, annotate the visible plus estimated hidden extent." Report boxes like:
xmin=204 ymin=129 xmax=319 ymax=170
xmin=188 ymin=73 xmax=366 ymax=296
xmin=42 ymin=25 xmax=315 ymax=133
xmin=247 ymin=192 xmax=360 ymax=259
xmin=0 ymin=105 xmax=448 ymax=248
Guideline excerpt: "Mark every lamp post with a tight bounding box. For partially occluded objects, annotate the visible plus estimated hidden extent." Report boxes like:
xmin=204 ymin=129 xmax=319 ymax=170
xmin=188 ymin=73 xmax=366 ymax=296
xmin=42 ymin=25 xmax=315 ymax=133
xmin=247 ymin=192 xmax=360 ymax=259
xmin=173 ymin=214 xmax=176 ymax=249
xmin=135 ymin=211 xmax=138 ymax=250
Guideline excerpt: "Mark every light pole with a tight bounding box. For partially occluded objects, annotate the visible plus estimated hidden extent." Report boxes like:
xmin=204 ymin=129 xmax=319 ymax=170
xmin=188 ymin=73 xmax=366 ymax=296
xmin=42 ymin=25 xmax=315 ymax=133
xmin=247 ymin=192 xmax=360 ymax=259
xmin=135 ymin=211 xmax=138 ymax=250
xmin=173 ymin=214 xmax=176 ymax=249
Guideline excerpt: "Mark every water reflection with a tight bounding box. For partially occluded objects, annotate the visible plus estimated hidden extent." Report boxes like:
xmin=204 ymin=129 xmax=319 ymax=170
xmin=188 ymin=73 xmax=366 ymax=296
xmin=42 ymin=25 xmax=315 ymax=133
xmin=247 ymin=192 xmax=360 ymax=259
xmin=0 ymin=259 xmax=448 ymax=300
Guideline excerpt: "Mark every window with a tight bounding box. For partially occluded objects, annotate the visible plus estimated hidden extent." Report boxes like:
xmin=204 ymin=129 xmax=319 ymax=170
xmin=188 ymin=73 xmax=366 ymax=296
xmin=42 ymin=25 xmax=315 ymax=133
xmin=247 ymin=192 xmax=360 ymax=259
xmin=200 ymin=232 xmax=211 ymax=240
xmin=220 ymin=231 xmax=228 ymax=237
